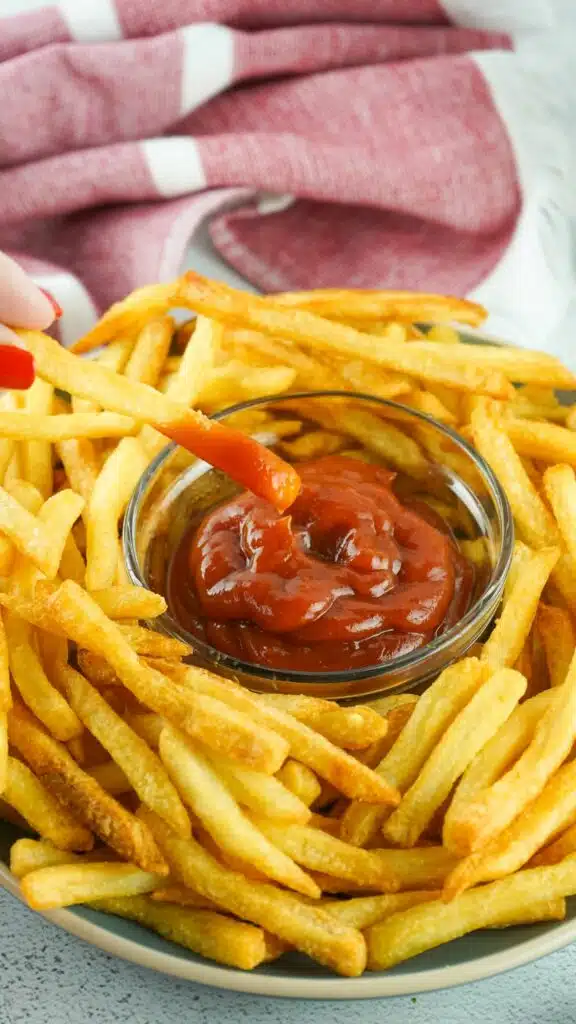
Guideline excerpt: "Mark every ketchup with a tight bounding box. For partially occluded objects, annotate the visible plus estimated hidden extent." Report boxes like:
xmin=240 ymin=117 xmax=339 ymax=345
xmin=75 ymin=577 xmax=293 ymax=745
xmin=167 ymin=455 xmax=474 ymax=673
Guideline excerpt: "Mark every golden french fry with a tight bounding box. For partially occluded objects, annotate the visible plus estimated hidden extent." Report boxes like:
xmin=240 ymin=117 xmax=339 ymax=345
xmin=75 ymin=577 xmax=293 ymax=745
xmin=89 ymin=760 xmax=132 ymax=795
xmin=403 ymin=388 xmax=457 ymax=425
xmin=124 ymin=317 xmax=174 ymax=387
xmin=3 ymin=756 xmax=93 ymax=851
xmin=54 ymin=663 xmax=190 ymax=837
xmin=0 ymin=412 xmax=136 ymax=441
xmin=543 ymin=464 xmax=576 ymax=565
xmin=21 ymin=331 xmax=300 ymax=512
xmin=537 ymin=604 xmax=576 ymax=687
xmin=258 ymin=694 xmax=387 ymax=750
xmin=0 ymin=612 xmax=10 ymax=713
xmin=95 ymin=894 xmax=274 ymax=971
xmin=280 ymin=430 xmax=345 ymax=460
xmin=166 ymin=663 xmax=398 ymax=804
xmin=444 ymin=758 xmax=576 ymax=898
xmin=71 ymin=282 xmax=178 ymax=354
xmin=0 ymin=711 xmax=7 ymax=793
xmin=179 ymin=274 xmax=510 ymax=398
xmin=89 ymin=586 xmax=167 ymax=620
xmin=532 ymin=823 xmax=576 ymax=866
xmin=21 ymin=862 xmax=164 ymax=910
xmin=323 ymin=891 xmax=440 ymax=929
xmin=118 ymin=626 xmax=191 ymax=659
xmin=85 ymin=437 xmax=148 ymax=590
xmin=0 ymin=486 xmax=84 ymax=577
xmin=272 ymin=287 xmax=485 ymax=326
xmin=481 ymin=547 xmax=559 ymax=669
xmin=159 ymin=725 xmax=317 ymax=897
xmin=470 ymin=401 xmax=558 ymax=548
xmin=141 ymin=807 xmax=367 ymax=978
xmin=22 ymin=378 xmax=53 ymax=499
xmin=253 ymin=820 xmax=399 ymax=892
xmin=4 ymin=612 xmax=81 ymax=741
xmin=45 ymin=581 xmax=289 ymax=773
xmin=9 ymin=838 xmax=87 ymax=877
xmin=366 ymin=859 xmax=576 ymax=970
xmin=340 ymin=660 xmax=485 ymax=848
xmin=425 ymin=325 xmax=461 ymax=344
xmin=382 ymin=668 xmax=527 ymax=848
xmin=445 ymin=652 xmax=576 ymax=854
xmin=57 ymin=532 xmax=86 ymax=586
xmin=150 ymin=885 xmax=221 ymax=911
xmin=55 ymin=437 xmax=100 ymax=504
xmin=276 ymin=760 xmax=322 ymax=807
xmin=443 ymin=692 xmax=552 ymax=854
xmin=8 ymin=702 xmax=167 ymax=873
xmin=505 ymin=419 xmax=576 ymax=465
xmin=202 ymin=749 xmax=311 ymax=823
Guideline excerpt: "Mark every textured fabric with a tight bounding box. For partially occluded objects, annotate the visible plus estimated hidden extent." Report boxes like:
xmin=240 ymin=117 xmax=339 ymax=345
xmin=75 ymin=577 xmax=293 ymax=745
xmin=0 ymin=1 xmax=529 ymax=341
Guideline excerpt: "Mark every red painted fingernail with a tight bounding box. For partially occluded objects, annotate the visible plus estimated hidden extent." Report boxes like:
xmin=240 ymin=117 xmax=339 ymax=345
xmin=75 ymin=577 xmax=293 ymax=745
xmin=0 ymin=344 xmax=35 ymax=389
xmin=39 ymin=287 xmax=63 ymax=319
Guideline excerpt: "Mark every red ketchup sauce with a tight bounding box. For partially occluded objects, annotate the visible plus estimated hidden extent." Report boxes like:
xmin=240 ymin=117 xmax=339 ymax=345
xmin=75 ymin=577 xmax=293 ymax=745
xmin=166 ymin=455 xmax=474 ymax=673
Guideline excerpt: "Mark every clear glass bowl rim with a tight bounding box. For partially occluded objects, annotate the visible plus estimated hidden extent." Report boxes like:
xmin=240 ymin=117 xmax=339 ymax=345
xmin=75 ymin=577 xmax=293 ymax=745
xmin=123 ymin=391 xmax=514 ymax=686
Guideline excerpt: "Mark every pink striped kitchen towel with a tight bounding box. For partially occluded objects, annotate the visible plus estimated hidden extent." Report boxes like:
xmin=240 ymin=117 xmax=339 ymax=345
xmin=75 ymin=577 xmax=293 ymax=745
xmin=1 ymin=1 xmax=575 ymax=363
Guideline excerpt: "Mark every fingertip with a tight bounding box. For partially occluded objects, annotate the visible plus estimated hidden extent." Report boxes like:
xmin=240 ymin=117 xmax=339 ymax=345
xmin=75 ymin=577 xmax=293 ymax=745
xmin=0 ymin=252 xmax=57 ymax=330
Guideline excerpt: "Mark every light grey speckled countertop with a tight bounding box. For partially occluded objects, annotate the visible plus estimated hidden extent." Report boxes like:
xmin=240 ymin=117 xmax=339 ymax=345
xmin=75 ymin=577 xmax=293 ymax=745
xmin=2 ymin=889 xmax=576 ymax=1024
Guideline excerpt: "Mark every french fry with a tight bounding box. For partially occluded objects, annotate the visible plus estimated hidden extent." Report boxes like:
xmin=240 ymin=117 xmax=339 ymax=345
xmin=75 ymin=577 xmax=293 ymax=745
xmin=45 ymin=582 xmax=288 ymax=773
xmin=122 ymin=713 xmax=164 ymax=750
xmin=532 ymin=823 xmax=576 ymax=866
xmin=537 ymin=604 xmax=575 ymax=687
xmin=85 ymin=437 xmax=148 ymax=590
xmin=164 ymin=663 xmax=399 ymax=804
xmin=71 ymin=282 xmax=178 ymax=354
xmin=89 ymin=586 xmax=167 ymax=620
xmin=159 ymin=726 xmax=317 ymax=897
xmin=444 ymin=759 xmax=576 ymax=898
xmin=118 ymin=626 xmax=191 ymax=659
xmin=252 ymin=820 xmax=399 ymax=892
xmin=179 ymin=274 xmax=510 ymax=398
xmin=323 ymin=891 xmax=440 ymax=929
xmin=3 ymin=756 xmax=93 ymax=851
xmin=89 ymin=760 xmax=132 ymax=796
xmin=280 ymin=430 xmax=345 ymax=460
xmin=443 ymin=692 xmax=553 ymax=854
xmin=0 ymin=612 xmax=10 ymax=713
xmin=150 ymin=885 xmax=221 ymax=911
xmin=21 ymin=862 xmax=164 ymax=910
xmin=202 ymin=749 xmax=311 ymax=823
xmin=94 ymin=894 xmax=275 ymax=971
xmin=258 ymin=694 xmax=387 ymax=750
xmin=140 ymin=808 xmax=367 ymax=977
xmin=8 ymin=702 xmax=167 ymax=873
xmin=4 ymin=612 xmax=82 ymax=742
xmin=543 ymin=465 xmax=576 ymax=564
xmin=58 ymin=533 xmax=86 ymax=586
xmin=505 ymin=419 xmax=576 ymax=465
xmin=22 ymin=378 xmax=53 ymax=499
xmin=340 ymin=659 xmax=485 ymax=847
xmin=0 ymin=486 xmax=84 ymax=577
xmin=470 ymin=401 xmax=558 ymax=548
xmin=445 ymin=653 xmax=576 ymax=854
xmin=0 ymin=412 xmax=136 ymax=441
xmin=55 ymin=437 xmax=100 ymax=504
xmin=21 ymin=331 xmax=300 ymax=512
xmin=9 ymin=838 xmax=87 ymax=877
xmin=124 ymin=317 xmax=173 ymax=387
xmin=0 ymin=711 xmax=7 ymax=793
xmin=272 ymin=287 xmax=485 ymax=326
xmin=276 ymin=760 xmax=322 ymax=807
xmin=54 ymin=663 xmax=190 ymax=837
xmin=366 ymin=859 xmax=576 ymax=970
xmin=382 ymin=668 xmax=527 ymax=847
xmin=481 ymin=547 xmax=559 ymax=669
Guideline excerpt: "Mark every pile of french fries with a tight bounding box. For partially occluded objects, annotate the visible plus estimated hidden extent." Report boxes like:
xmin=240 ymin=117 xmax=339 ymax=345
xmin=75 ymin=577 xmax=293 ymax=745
xmin=2 ymin=275 xmax=576 ymax=976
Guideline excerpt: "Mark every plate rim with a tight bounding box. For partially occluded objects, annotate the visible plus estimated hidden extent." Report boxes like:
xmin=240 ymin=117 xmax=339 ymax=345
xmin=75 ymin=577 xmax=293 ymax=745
xmin=2 ymin=861 xmax=576 ymax=1000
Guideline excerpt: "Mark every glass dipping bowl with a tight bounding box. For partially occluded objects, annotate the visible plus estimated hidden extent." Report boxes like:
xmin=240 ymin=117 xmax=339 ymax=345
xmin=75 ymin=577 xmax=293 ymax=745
xmin=123 ymin=392 xmax=513 ymax=701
